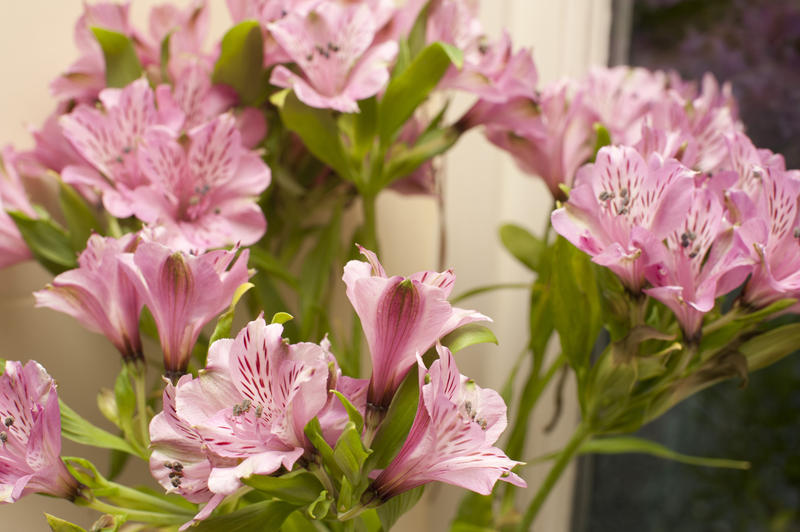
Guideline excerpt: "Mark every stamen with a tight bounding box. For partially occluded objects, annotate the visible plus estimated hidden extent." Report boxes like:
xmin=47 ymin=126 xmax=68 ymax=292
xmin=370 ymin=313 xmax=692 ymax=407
xmin=171 ymin=477 xmax=182 ymax=488
xmin=4 ymin=416 xmax=13 ymax=427
xmin=0 ymin=431 xmax=6 ymax=444
xmin=598 ymin=191 xmax=614 ymax=201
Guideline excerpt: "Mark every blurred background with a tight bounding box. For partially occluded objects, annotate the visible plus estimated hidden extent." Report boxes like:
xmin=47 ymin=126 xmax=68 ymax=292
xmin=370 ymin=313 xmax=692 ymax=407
xmin=3 ymin=0 xmax=798 ymax=530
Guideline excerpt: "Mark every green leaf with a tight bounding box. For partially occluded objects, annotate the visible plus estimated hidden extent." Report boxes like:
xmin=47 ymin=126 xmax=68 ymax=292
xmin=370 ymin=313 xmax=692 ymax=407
xmin=499 ymin=223 xmax=545 ymax=272
xmin=298 ymin=205 xmax=342 ymax=339
xmin=367 ymin=368 xmax=420 ymax=469
xmin=440 ymin=324 xmax=498 ymax=353
xmin=90 ymin=28 xmax=143 ymax=88
xmin=159 ymin=32 xmax=172 ymax=83
xmin=378 ymin=42 xmax=462 ymax=145
xmin=332 ymin=390 xmax=364 ymax=433
xmin=192 ymin=500 xmax=296 ymax=532
xmin=740 ymin=323 xmax=800 ymax=371
xmin=334 ymin=421 xmax=371 ymax=485
xmin=8 ymin=210 xmax=77 ymax=274
xmin=271 ymin=312 xmax=294 ymax=325
xmin=580 ymin=436 xmax=750 ymax=470
xmin=551 ymin=236 xmax=602 ymax=380
xmin=243 ymin=469 xmax=325 ymax=506
xmin=212 ymin=21 xmax=269 ymax=106
xmin=209 ymin=282 xmax=255 ymax=344
xmin=304 ymin=417 xmax=342 ymax=478
xmin=274 ymin=90 xmax=353 ymax=183
xmin=377 ymin=486 xmax=424 ymax=531
xmin=45 ymin=514 xmax=87 ymax=532
xmin=59 ymin=400 xmax=138 ymax=455
xmin=59 ymin=181 xmax=102 ymax=251
xmin=380 ymin=126 xmax=459 ymax=188
xmin=735 ymin=298 xmax=797 ymax=324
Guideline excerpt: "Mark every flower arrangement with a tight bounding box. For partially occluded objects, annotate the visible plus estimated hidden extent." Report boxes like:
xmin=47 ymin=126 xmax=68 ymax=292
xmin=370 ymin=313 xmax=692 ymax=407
xmin=1 ymin=1 xmax=798 ymax=531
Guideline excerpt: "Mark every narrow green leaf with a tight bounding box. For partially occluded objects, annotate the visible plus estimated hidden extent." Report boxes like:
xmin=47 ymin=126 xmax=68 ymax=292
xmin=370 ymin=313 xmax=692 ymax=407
xmin=379 ymin=42 xmax=463 ymax=145
xmin=440 ymin=324 xmax=498 ymax=353
xmin=580 ymin=436 xmax=751 ymax=470
xmin=275 ymin=90 xmax=353 ymax=183
xmin=298 ymin=205 xmax=342 ymax=339
xmin=740 ymin=323 xmax=800 ymax=371
xmin=212 ymin=21 xmax=269 ymax=105
xmin=209 ymin=282 xmax=255 ymax=344
xmin=333 ymin=421 xmax=371 ymax=485
xmin=243 ymin=469 xmax=324 ymax=505
xmin=159 ymin=32 xmax=172 ymax=83
xmin=352 ymin=97 xmax=378 ymax=160
xmin=90 ymin=27 xmax=143 ymax=88
xmin=59 ymin=181 xmax=102 ymax=251
xmin=380 ymin=126 xmax=459 ymax=187
xmin=45 ymin=514 xmax=87 ymax=532
xmin=8 ymin=210 xmax=77 ymax=274
xmin=332 ymin=390 xmax=364 ymax=433
xmin=377 ymin=486 xmax=424 ymax=531
xmin=304 ymin=417 xmax=342 ymax=478
xmin=368 ymin=368 xmax=420 ymax=469
xmin=499 ymin=223 xmax=545 ymax=272
xmin=192 ymin=500 xmax=296 ymax=532
xmin=59 ymin=400 xmax=138 ymax=455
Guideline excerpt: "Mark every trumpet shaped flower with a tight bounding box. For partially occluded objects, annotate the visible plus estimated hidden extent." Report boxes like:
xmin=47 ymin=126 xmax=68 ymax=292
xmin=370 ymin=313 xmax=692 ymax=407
xmin=119 ymin=241 xmax=250 ymax=374
xmin=343 ymin=246 xmax=489 ymax=407
xmin=132 ymin=113 xmax=271 ymax=251
xmin=371 ymin=346 xmax=524 ymax=498
xmin=644 ymin=187 xmax=753 ymax=339
xmin=0 ymin=360 xmax=78 ymax=503
xmin=551 ymin=146 xmax=696 ymax=291
xmin=269 ymin=1 xmax=398 ymax=112
xmin=34 ymin=234 xmax=144 ymax=361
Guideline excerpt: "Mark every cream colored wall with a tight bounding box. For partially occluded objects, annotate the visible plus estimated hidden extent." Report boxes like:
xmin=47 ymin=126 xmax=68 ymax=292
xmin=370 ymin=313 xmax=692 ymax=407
xmin=0 ymin=1 xmax=610 ymax=530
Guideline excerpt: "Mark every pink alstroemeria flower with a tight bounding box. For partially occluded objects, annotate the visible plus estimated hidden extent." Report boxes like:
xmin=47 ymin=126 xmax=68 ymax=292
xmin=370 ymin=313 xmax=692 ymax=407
xmin=34 ymin=234 xmax=143 ymax=361
xmin=0 ymin=147 xmax=36 ymax=269
xmin=150 ymin=318 xmax=336 ymax=525
xmin=60 ymin=78 xmax=181 ymax=218
xmin=119 ymin=241 xmax=251 ymax=375
xmin=343 ymin=246 xmax=489 ymax=408
xmin=738 ymin=167 xmax=800 ymax=307
xmin=149 ymin=379 xmax=237 ymax=530
xmin=269 ymin=1 xmax=399 ymax=113
xmin=551 ymin=146 xmax=695 ymax=291
xmin=644 ymin=186 xmax=753 ymax=340
xmin=0 ymin=360 xmax=79 ymax=503
xmin=371 ymin=345 xmax=524 ymax=499
xmin=133 ymin=113 xmax=271 ymax=251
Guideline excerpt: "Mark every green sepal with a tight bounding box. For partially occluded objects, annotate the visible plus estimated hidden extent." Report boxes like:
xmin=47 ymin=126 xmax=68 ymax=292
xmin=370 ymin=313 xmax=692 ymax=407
xmin=271 ymin=312 xmax=294 ymax=325
xmin=91 ymin=27 xmax=144 ymax=88
xmin=332 ymin=390 xmax=364 ymax=433
xmin=243 ymin=469 xmax=325 ymax=506
xmin=8 ymin=210 xmax=77 ymax=274
xmin=367 ymin=368 xmax=420 ymax=470
xmin=304 ymin=417 xmax=342 ymax=478
xmin=212 ymin=21 xmax=270 ymax=106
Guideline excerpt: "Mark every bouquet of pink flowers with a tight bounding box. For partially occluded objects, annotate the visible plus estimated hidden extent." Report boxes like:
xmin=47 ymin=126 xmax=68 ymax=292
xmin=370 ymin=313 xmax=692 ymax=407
xmin=1 ymin=1 xmax=798 ymax=531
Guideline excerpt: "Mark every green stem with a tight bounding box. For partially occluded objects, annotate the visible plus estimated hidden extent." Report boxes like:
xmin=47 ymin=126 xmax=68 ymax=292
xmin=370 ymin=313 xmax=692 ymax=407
xmin=103 ymin=481 xmax=196 ymax=515
xmin=516 ymin=422 xmax=592 ymax=532
xmin=83 ymin=498 xmax=190 ymax=526
xmin=338 ymin=503 xmax=367 ymax=521
xmin=361 ymin=193 xmax=379 ymax=253
xmin=131 ymin=362 xmax=150 ymax=449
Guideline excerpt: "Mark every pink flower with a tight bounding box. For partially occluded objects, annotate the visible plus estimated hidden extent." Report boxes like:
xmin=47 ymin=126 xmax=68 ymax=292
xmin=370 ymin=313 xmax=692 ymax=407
xmin=343 ymin=246 xmax=489 ymax=407
xmin=149 ymin=318 xmax=337 ymax=526
xmin=132 ymin=113 xmax=271 ymax=251
xmin=60 ymin=79 xmax=180 ymax=218
xmin=269 ymin=1 xmax=399 ymax=112
xmin=644 ymin=186 xmax=753 ymax=339
xmin=119 ymin=241 xmax=251 ymax=374
xmin=51 ymin=2 xmax=157 ymax=103
xmin=34 ymin=234 xmax=143 ymax=361
xmin=738 ymin=167 xmax=800 ymax=307
xmin=371 ymin=345 xmax=524 ymax=499
xmin=0 ymin=147 xmax=36 ymax=269
xmin=0 ymin=360 xmax=79 ymax=503
xmin=551 ymin=146 xmax=695 ymax=291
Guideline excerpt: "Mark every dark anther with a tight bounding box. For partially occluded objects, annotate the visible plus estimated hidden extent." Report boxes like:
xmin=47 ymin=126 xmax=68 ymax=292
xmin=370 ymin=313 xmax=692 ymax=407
xmin=793 ymin=227 xmax=800 ymax=239
xmin=122 ymin=146 xmax=132 ymax=154
xmin=619 ymin=187 xmax=629 ymax=198
xmin=0 ymin=432 xmax=7 ymax=443
xmin=618 ymin=207 xmax=629 ymax=215
xmin=171 ymin=477 xmax=182 ymax=488
xmin=172 ymin=462 xmax=183 ymax=472
xmin=169 ymin=471 xmax=181 ymax=479
xmin=478 ymin=43 xmax=489 ymax=54
xmin=689 ymin=251 xmax=698 ymax=259
xmin=115 ymin=156 xmax=123 ymax=163
xmin=327 ymin=42 xmax=339 ymax=52
xmin=598 ymin=191 xmax=613 ymax=201
xmin=4 ymin=416 xmax=13 ymax=427
xmin=306 ymin=53 xmax=313 ymax=61
xmin=255 ymin=405 xmax=263 ymax=418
